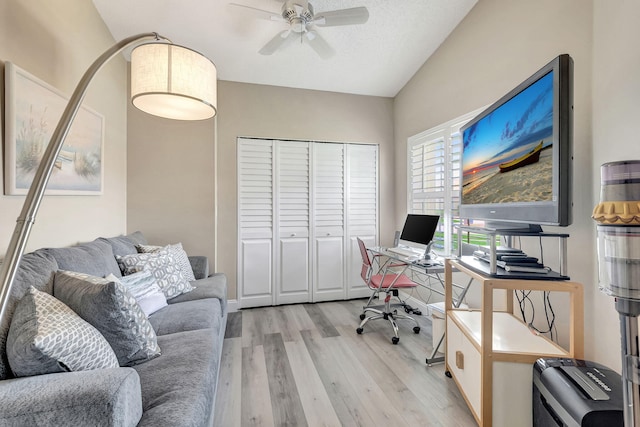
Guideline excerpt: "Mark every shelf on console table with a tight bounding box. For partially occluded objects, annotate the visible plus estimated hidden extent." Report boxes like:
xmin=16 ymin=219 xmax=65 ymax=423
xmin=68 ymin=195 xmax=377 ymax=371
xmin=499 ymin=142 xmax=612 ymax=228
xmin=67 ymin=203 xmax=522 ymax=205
xmin=444 ymin=259 xmax=584 ymax=427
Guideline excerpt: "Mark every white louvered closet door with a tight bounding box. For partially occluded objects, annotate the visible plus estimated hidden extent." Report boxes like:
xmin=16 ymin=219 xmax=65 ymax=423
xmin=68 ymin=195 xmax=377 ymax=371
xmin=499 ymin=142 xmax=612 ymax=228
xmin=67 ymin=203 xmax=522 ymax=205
xmin=346 ymin=144 xmax=379 ymax=298
xmin=275 ymin=141 xmax=310 ymax=305
xmin=238 ymin=138 xmax=379 ymax=307
xmin=312 ymin=143 xmax=346 ymax=302
xmin=237 ymin=138 xmax=274 ymax=307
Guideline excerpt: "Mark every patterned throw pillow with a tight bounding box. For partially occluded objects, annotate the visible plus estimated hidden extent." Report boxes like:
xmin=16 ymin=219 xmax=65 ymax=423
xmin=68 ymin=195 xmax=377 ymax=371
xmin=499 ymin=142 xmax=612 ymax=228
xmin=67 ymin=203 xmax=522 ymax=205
xmin=105 ymin=271 xmax=168 ymax=316
xmin=6 ymin=287 xmax=119 ymax=377
xmin=53 ymin=271 xmax=161 ymax=366
xmin=136 ymin=243 xmax=196 ymax=282
xmin=117 ymin=249 xmax=194 ymax=299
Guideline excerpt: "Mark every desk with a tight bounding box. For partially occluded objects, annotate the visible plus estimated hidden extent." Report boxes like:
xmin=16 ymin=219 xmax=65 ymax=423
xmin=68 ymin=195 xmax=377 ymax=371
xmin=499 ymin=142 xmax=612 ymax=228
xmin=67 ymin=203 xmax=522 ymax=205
xmin=367 ymin=247 xmax=473 ymax=364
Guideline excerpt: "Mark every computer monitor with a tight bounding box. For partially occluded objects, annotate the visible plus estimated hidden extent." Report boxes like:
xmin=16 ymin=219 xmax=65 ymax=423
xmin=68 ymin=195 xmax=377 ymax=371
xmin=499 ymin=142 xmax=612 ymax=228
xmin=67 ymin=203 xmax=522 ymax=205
xmin=399 ymin=214 xmax=440 ymax=256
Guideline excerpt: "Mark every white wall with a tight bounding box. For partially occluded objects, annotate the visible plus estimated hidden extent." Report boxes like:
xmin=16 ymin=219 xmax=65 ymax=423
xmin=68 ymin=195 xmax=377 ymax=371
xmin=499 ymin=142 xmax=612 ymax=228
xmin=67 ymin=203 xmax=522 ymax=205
xmin=591 ymin=0 xmax=640 ymax=369
xmin=0 ymin=0 xmax=127 ymax=256
xmin=393 ymin=0 xmax=620 ymax=367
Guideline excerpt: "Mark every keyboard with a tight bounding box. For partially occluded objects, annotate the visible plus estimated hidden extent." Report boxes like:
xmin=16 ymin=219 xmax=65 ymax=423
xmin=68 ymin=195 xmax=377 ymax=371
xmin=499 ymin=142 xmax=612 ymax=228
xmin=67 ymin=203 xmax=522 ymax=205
xmin=387 ymin=246 xmax=421 ymax=258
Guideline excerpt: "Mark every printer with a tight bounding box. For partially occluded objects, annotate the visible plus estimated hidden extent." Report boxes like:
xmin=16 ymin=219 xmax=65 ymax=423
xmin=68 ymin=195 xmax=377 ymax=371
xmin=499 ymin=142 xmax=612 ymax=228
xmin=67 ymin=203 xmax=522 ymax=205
xmin=533 ymin=358 xmax=623 ymax=427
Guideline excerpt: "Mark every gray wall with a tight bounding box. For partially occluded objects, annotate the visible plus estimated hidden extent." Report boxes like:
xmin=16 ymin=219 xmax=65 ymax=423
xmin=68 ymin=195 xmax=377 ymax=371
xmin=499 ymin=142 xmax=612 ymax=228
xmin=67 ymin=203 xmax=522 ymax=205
xmin=0 ymin=0 xmax=128 ymax=255
xmin=127 ymin=80 xmax=395 ymax=300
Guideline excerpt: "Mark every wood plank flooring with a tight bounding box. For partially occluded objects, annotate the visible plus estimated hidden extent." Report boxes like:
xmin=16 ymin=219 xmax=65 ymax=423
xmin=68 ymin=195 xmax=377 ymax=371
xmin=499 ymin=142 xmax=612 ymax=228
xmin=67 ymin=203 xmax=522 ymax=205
xmin=214 ymin=299 xmax=477 ymax=426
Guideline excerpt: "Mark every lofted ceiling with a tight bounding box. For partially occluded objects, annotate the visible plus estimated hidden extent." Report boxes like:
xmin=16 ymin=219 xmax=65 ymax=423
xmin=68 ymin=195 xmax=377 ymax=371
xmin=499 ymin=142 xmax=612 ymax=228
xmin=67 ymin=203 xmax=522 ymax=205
xmin=92 ymin=0 xmax=477 ymax=98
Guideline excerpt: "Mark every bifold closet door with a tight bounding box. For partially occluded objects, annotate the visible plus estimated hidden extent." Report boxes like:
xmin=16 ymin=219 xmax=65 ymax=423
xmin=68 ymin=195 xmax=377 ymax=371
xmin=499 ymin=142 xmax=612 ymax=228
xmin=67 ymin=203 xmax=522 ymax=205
xmin=238 ymin=139 xmax=274 ymax=308
xmin=238 ymin=138 xmax=378 ymax=308
xmin=312 ymin=143 xmax=346 ymax=302
xmin=346 ymin=144 xmax=379 ymax=299
xmin=275 ymin=141 xmax=311 ymax=305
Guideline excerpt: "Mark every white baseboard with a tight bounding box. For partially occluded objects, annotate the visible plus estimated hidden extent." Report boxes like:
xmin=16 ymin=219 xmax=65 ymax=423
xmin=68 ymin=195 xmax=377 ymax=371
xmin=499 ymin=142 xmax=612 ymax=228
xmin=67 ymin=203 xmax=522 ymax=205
xmin=227 ymin=299 xmax=239 ymax=313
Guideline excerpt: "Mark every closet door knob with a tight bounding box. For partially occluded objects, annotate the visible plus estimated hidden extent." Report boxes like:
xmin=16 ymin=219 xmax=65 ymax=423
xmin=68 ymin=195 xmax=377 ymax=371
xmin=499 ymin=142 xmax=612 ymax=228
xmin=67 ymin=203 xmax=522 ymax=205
xmin=291 ymin=233 xmax=296 ymax=237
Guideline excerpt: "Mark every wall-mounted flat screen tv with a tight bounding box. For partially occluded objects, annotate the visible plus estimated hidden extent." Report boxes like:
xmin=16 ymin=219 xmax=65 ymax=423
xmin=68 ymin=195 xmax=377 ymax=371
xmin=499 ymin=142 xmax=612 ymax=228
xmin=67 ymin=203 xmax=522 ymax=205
xmin=459 ymin=54 xmax=573 ymax=231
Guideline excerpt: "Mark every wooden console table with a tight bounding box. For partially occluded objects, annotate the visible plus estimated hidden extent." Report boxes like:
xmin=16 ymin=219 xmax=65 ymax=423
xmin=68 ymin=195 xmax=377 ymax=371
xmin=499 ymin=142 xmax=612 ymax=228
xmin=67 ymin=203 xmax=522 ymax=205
xmin=444 ymin=259 xmax=584 ymax=427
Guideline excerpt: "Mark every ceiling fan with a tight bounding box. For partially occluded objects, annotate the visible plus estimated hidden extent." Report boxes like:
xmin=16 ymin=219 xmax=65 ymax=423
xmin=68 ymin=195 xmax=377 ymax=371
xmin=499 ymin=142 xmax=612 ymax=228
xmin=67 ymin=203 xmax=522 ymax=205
xmin=229 ymin=0 xmax=369 ymax=59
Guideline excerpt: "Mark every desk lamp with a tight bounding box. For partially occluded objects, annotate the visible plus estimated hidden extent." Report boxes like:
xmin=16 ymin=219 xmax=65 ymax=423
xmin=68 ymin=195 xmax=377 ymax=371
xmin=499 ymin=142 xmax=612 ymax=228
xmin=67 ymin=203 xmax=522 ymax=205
xmin=0 ymin=33 xmax=217 ymax=324
xmin=593 ymin=160 xmax=640 ymax=426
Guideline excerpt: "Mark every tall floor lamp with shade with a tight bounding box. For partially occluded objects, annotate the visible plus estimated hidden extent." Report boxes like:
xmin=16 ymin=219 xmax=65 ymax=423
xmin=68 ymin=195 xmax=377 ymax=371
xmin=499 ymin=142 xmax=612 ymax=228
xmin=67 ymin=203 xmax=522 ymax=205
xmin=0 ymin=32 xmax=217 ymax=323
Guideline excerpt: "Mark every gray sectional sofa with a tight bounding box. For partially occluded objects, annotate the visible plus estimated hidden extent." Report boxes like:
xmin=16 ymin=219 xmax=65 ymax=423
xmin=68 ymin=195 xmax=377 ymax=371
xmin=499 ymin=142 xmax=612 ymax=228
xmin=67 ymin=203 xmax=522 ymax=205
xmin=0 ymin=232 xmax=227 ymax=426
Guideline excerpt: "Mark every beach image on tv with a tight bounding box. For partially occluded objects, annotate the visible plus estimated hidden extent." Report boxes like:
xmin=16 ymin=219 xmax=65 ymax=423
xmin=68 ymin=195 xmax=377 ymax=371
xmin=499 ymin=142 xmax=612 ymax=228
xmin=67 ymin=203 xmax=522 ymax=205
xmin=462 ymin=71 xmax=554 ymax=205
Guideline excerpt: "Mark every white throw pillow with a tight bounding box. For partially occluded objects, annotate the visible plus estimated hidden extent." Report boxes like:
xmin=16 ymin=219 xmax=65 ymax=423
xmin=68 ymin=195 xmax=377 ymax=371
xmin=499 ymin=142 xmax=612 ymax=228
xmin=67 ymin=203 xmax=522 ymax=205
xmin=106 ymin=271 xmax=168 ymax=316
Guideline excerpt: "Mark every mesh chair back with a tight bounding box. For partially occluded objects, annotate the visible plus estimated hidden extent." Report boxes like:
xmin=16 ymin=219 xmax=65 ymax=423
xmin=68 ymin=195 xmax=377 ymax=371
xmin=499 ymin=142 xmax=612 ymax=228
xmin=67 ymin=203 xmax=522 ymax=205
xmin=356 ymin=238 xmax=372 ymax=282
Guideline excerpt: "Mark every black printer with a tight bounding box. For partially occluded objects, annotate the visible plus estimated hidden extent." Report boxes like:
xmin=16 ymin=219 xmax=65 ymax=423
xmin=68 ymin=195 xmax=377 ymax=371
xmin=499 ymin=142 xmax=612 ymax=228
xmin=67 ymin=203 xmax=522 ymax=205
xmin=533 ymin=358 xmax=623 ymax=427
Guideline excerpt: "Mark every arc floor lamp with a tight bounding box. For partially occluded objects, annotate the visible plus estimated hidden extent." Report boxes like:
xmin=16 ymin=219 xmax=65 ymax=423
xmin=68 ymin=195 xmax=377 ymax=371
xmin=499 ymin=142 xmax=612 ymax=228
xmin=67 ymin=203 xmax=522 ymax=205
xmin=0 ymin=32 xmax=217 ymax=323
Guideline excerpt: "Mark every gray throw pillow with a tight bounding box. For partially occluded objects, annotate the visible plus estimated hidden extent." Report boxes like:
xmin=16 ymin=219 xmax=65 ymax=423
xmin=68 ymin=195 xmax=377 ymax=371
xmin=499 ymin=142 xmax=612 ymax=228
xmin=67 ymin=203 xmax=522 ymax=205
xmin=6 ymin=287 xmax=118 ymax=377
xmin=53 ymin=270 xmax=161 ymax=366
xmin=117 ymin=249 xmax=194 ymax=299
xmin=105 ymin=271 xmax=168 ymax=317
xmin=46 ymin=239 xmax=122 ymax=278
xmin=136 ymin=243 xmax=197 ymax=282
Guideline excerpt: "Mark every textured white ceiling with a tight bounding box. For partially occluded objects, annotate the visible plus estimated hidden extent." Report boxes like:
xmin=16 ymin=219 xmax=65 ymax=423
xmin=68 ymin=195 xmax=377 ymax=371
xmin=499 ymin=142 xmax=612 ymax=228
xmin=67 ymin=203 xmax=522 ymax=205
xmin=92 ymin=0 xmax=477 ymax=97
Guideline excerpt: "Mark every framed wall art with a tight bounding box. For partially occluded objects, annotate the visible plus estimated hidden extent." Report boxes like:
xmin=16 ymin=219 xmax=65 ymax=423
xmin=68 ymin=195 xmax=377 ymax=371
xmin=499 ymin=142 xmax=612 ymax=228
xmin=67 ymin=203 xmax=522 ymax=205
xmin=4 ymin=62 xmax=104 ymax=195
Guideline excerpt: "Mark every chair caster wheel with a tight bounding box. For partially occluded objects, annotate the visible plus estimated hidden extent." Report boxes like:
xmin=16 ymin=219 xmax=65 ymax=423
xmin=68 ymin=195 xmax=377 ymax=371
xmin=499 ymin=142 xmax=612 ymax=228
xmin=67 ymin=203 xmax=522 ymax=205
xmin=392 ymin=337 xmax=400 ymax=345
xmin=356 ymin=328 xmax=363 ymax=334
xmin=359 ymin=314 xmax=366 ymax=320
xmin=405 ymin=307 xmax=411 ymax=313
xmin=413 ymin=326 xmax=420 ymax=334
xmin=445 ymin=371 xmax=452 ymax=378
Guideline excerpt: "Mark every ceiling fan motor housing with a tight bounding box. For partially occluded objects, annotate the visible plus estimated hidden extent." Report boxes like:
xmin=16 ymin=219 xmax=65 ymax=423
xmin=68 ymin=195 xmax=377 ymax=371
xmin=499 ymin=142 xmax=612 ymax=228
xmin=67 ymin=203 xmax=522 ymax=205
xmin=282 ymin=0 xmax=314 ymax=33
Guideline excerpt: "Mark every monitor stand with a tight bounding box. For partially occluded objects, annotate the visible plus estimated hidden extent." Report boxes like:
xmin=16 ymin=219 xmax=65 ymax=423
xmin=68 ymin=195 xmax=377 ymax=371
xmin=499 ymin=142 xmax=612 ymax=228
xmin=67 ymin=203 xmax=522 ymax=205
xmin=483 ymin=221 xmax=543 ymax=234
xmin=423 ymin=241 xmax=434 ymax=260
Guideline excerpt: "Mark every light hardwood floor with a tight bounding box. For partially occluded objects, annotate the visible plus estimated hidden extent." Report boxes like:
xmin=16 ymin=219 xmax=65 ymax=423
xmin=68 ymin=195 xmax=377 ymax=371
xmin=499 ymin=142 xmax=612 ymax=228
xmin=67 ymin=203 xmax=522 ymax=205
xmin=213 ymin=299 xmax=477 ymax=426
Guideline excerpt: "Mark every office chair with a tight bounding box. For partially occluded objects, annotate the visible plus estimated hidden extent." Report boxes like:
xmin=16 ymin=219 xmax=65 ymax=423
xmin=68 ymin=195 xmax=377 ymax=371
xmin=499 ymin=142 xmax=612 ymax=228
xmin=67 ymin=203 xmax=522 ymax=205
xmin=355 ymin=238 xmax=421 ymax=344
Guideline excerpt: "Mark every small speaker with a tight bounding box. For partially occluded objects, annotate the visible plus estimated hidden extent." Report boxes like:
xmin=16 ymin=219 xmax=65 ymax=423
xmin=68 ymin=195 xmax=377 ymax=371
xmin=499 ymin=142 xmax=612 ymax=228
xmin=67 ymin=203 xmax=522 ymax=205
xmin=393 ymin=231 xmax=400 ymax=247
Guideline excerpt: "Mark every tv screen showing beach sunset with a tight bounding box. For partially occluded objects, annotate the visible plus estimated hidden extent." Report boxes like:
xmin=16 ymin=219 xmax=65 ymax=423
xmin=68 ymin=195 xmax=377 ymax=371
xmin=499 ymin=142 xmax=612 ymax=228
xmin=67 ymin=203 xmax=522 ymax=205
xmin=462 ymin=71 xmax=554 ymax=206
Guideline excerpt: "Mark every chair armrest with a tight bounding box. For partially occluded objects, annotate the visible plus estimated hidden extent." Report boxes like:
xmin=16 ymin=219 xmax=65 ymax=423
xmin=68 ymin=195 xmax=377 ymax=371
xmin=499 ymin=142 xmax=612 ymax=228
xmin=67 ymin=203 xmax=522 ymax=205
xmin=188 ymin=256 xmax=209 ymax=279
xmin=0 ymin=368 xmax=142 ymax=427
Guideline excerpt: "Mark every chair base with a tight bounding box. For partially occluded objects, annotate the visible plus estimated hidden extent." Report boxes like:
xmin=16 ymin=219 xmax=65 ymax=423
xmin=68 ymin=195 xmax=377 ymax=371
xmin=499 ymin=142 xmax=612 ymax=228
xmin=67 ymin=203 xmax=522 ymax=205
xmin=356 ymin=292 xmax=420 ymax=344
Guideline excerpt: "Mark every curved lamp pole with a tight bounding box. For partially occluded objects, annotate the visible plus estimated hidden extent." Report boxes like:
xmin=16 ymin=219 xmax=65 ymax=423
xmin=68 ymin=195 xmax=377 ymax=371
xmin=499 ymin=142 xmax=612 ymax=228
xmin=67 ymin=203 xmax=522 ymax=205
xmin=0 ymin=33 xmax=216 ymax=323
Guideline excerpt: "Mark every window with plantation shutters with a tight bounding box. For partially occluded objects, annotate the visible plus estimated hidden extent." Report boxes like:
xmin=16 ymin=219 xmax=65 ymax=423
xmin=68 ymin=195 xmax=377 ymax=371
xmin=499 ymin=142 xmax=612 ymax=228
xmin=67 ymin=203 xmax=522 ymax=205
xmin=407 ymin=108 xmax=485 ymax=255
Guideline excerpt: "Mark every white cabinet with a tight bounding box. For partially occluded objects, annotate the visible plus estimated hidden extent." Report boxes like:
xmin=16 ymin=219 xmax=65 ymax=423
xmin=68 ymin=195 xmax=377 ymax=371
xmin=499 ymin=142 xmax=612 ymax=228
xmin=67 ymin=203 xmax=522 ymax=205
xmin=444 ymin=259 xmax=584 ymax=427
xmin=238 ymin=138 xmax=378 ymax=308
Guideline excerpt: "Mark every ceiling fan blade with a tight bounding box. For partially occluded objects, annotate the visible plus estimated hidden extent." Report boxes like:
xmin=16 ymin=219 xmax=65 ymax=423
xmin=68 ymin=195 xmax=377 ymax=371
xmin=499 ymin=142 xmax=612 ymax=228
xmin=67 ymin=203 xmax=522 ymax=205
xmin=314 ymin=7 xmax=369 ymax=27
xmin=259 ymin=30 xmax=295 ymax=55
xmin=228 ymin=3 xmax=284 ymax=22
xmin=305 ymin=30 xmax=335 ymax=59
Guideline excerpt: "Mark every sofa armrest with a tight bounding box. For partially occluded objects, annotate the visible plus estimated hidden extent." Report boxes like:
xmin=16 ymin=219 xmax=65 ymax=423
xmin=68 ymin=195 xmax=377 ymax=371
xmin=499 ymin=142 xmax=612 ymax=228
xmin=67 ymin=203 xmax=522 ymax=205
xmin=188 ymin=256 xmax=209 ymax=280
xmin=0 ymin=368 xmax=142 ymax=427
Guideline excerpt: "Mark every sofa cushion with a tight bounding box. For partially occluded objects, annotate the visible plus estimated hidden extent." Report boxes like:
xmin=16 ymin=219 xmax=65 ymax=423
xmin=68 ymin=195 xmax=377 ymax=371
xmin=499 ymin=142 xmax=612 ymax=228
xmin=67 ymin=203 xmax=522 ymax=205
xmin=98 ymin=231 xmax=148 ymax=257
xmin=54 ymin=271 xmax=161 ymax=366
xmin=132 ymin=329 xmax=221 ymax=427
xmin=46 ymin=239 xmax=122 ymax=278
xmin=148 ymin=299 xmax=222 ymax=336
xmin=106 ymin=271 xmax=168 ymax=317
xmin=117 ymin=249 xmax=194 ymax=299
xmin=6 ymin=287 xmax=119 ymax=377
xmin=0 ymin=250 xmax=58 ymax=380
xmin=136 ymin=243 xmax=196 ymax=282
xmin=168 ymin=273 xmax=228 ymax=315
